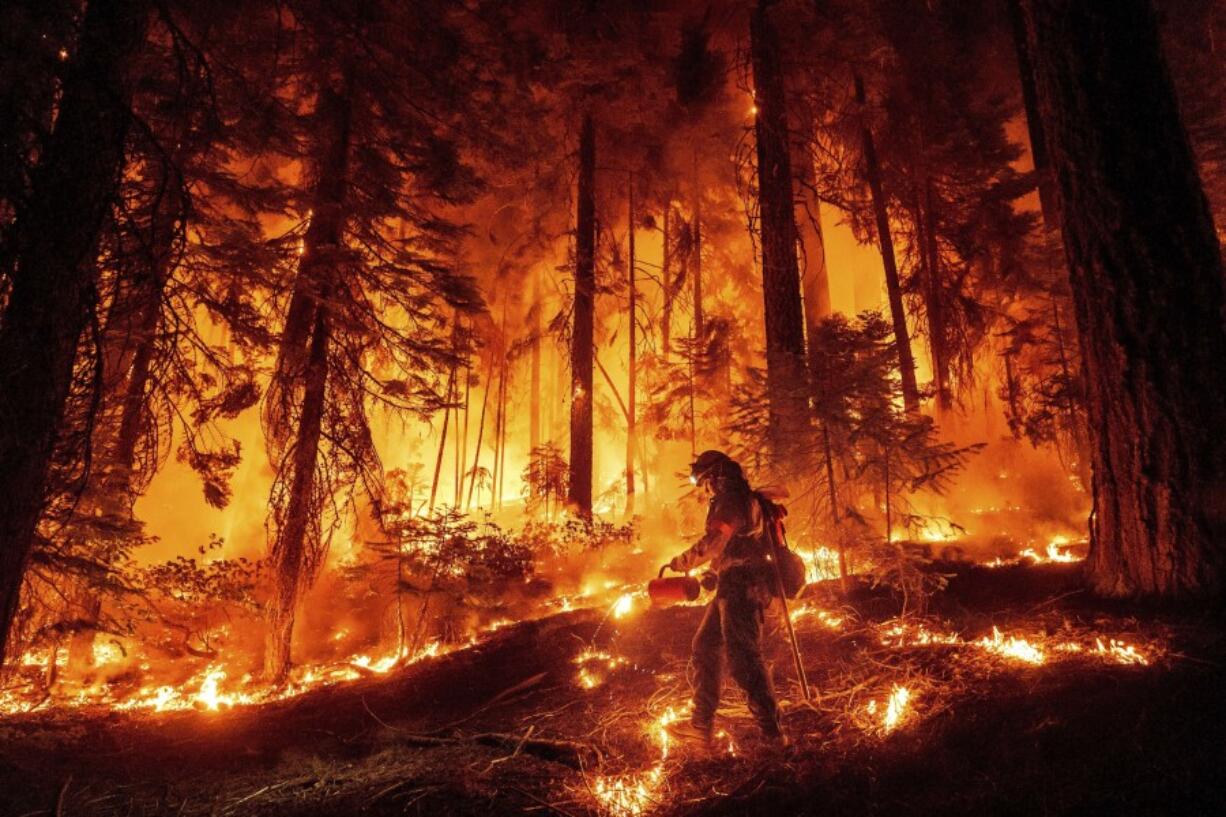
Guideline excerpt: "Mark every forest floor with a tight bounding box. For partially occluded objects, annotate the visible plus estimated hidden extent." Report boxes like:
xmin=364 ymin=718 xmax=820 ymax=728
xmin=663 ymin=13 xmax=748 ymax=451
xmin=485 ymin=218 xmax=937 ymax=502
xmin=1 ymin=562 xmax=1223 ymax=817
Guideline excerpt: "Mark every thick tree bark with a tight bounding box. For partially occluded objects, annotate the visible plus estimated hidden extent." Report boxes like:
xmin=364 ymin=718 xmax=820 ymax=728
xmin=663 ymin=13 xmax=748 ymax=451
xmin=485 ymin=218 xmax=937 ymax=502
xmin=854 ymin=72 xmax=920 ymax=415
xmin=1022 ymin=0 xmax=1226 ymax=597
xmin=568 ymin=114 xmax=595 ymax=519
xmin=751 ymin=2 xmax=811 ymax=470
xmin=0 ymin=0 xmax=149 ymax=667
xmin=266 ymin=76 xmax=350 ymax=682
xmin=1007 ymin=0 xmax=1058 ymax=229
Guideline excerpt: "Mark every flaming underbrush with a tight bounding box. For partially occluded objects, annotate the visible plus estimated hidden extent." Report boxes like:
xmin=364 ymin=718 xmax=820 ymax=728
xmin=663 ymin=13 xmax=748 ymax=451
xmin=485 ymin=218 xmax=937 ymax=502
xmin=0 ymin=560 xmax=1214 ymax=817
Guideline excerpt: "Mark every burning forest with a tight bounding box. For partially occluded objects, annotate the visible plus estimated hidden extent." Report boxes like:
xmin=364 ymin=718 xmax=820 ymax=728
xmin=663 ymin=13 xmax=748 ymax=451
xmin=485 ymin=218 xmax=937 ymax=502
xmin=1 ymin=0 xmax=1224 ymax=815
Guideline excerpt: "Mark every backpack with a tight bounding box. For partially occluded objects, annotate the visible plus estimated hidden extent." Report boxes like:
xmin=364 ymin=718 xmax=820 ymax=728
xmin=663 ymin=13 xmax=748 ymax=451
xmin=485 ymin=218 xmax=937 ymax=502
xmin=754 ymin=492 xmax=808 ymax=599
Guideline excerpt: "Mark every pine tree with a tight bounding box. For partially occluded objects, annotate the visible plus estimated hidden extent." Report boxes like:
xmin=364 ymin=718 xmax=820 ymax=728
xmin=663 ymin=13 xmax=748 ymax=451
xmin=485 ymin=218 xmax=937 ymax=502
xmin=260 ymin=2 xmax=486 ymax=682
xmin=750 ymin=1 xmax=811 ymax=471
xmin=0 ymin=0 xmax=151 ymax=667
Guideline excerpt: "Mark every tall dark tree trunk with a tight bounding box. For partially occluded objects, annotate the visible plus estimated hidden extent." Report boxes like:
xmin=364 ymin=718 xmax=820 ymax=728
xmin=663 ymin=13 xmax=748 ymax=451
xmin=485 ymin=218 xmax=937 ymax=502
xmin=568 ymin=114 xmax=595 ymax=519
xmin=0 ymin=0 xmax=68 ymax=287
xmin=428 ymin=363 xmax=456 ymax=512
xmin=1021 ymin=0 xmax=1226 ymax=597
xmin=625 ymin=175 xmax=637 ymax=518
xmin=266 ymin=307 xmax=329 ymax=683
xmin=0 ymin=0 xmax=149 ymax=667
xmin=265 ymin=75 xmax=351 ymax=682
xmin=791 ymin=109 xmax=832 ymax=334
xmin=530 ymin=268 xmax=542 ymax=454
xmin=496 ymin=353 xmax=508 ymax=508
xmin=854 ymin=72 xmax=920 ymax=415
xmin=751 ymin=2 xmax=810 ymax=470
xmin=916 ymin=176 xmax=950 ymax=412
xmin=660 ymin=204 xmax=674 ymax=363
xmin=1007 ymin=0 xmax=1059 ymax=229
xmin=465 ymin=353 xmax=491 ymax=511
xmin=691 ymin=154 xmax=704 ymax=341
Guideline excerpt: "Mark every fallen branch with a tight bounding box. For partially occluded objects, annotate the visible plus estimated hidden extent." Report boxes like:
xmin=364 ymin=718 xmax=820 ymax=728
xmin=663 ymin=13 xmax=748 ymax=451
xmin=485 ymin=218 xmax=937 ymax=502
xmin=390 ymin=730 xmax=599 ymax=769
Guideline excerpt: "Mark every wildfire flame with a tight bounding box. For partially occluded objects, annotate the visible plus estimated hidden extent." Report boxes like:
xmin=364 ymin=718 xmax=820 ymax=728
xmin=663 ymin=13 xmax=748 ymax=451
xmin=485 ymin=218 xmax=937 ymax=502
xmin=789 ymin=604 xmax=844 ymax=629
xmin=865 ymin=684 xmax=913 ymax=734
xmin=574 ymin=647 xmax=629 ymax=690
xmin=612 ymin=594 xmax=636 ymax=619
xmin=976 ymin=627 xmax=1046 ymax=665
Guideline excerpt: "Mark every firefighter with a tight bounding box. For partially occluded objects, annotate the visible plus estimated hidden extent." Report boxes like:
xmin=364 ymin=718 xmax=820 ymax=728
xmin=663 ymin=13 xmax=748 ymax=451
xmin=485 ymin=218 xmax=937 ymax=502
xmin=663 ymin=450 xmax=786 ymax=749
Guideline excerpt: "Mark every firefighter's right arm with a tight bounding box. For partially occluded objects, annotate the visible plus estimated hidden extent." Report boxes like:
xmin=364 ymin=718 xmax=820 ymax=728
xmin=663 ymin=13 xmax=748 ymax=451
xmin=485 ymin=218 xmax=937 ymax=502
xmin=668 ymin=498 xmax=739 ymax=572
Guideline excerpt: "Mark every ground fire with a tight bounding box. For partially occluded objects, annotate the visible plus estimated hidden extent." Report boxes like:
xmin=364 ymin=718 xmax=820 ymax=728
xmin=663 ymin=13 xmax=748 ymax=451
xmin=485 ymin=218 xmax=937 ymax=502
xmin=1 ymin=0 xmax=1224 ymax=815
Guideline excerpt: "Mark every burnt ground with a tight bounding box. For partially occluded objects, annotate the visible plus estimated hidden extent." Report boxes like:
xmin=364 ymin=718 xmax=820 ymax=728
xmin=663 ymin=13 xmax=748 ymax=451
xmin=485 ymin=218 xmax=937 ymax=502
xmin=1 ymin=563 xmax=1223 ymax=817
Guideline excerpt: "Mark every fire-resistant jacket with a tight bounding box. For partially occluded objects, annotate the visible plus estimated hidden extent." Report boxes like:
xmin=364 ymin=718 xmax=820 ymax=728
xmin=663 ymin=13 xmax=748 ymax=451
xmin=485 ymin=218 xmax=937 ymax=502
xmin=670 ymin=483 xmax=768 ymax=574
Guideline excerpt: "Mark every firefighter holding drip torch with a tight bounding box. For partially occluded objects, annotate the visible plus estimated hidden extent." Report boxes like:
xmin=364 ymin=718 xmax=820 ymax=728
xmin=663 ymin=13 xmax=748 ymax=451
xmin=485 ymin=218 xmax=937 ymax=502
xmin=660 ymin=450 xmax=789 ymax=750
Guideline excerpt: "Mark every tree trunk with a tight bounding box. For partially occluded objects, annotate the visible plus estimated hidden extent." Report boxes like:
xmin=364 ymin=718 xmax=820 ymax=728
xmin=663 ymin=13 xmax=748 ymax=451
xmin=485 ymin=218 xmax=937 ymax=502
xmin=854 ymin=72 xmax=920 ymax=415
xmin=530 ymin=267 xmax=542 ymax=453
xmin=428 ymin=363 xmax=456 ymax=512
xmin=822 ymin=423 xmax=848 ymax=595
xmin=751 ymin=2 xmax=811 ymax=471
xmin=496 ymin=354 xmax=508 ymax=509
xmin=0 ymin=0 xmax=149 ymax=667
xmin=1002 ymin=349 xmax=1021 ymax=437
xmin=625 ymin=175 xmax=636 ymax=518
xmin=568 ymin=114 xmax=595 ymax=519
xmin=266 ymin=306 xmax=329 ymax=683
xmin=791 ymin=111 xmax=832 ymax=333
xmin=916 ymin=177 xmax=950 ymax=412
xmin=465 ymin=353 xmax=491 ymax=511
xmin=692 ymin=153 xmax=704 ymax=341
xmin=456 ymin=356 xmax=469 ymax=507
xmin=1007 ymin=0 xmax=1059 ymax=229
xmin=1021 ymin=0 xmax=1226 ymax=597
xmin=660 ymin=204 xmax=673 ymax=363
xmin=265 ymin=74 xmax=351 ymax=682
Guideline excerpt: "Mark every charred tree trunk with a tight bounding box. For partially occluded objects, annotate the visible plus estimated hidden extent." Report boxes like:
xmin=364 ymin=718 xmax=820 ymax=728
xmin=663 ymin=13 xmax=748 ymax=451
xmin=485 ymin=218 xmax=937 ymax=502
xmin=568 ymin=114 xmax=595 ymax=520
xmin=1021 ymin=0 xmax=1226 ymax=597
xmin=0 ymin=0 xmax=149 ymax=667
xmin=751 ymin=2 xmax=811 ymax=470
xmin=855 ymin=72 xmax=920 ymax=415
xmin=625 ymin=175 xmax=637 ymax=518
xmin=265 ymin=76 xmax=351 ymax=683
xmin=1007 ymin=0 xmax=1059 ymax=229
